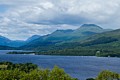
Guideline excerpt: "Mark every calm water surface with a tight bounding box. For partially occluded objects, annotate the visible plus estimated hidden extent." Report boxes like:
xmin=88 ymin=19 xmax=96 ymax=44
xmin=0 ymin=50 xmax=120 ymax=80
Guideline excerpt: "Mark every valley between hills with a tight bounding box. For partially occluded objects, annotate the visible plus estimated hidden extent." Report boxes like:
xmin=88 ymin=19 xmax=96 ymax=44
xmin=0 ymin=24 xmax=120 ymax=57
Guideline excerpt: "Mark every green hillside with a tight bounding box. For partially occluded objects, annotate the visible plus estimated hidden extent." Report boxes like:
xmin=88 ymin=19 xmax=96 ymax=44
xmin=31 ymin=29 xmax=120 ymax=57
xmin=21 ymin=24 xmax=110 ymax=50
xmin=17 ymin=24 xmax=120 ymax=57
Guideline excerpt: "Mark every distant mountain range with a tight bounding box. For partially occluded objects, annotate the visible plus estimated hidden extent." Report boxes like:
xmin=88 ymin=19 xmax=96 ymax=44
xmin=0 ymin=45 xmax=15 ymax=50
xmin=0 ymin=24 xmax=114 ymax=50
xmin=26 ymin=35 xmax=41 ymax=42
xmin=20 ymin=24 xmax=112 ymax=50
xmin=0 ymin=35 xmax=40 ymax=48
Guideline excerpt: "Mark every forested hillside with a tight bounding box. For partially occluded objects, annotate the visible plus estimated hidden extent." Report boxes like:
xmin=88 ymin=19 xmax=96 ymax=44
xmin=21 ymin=24 xmax=111 ymax=50
xmin=20 ymin=28 xmax=120 ymax=57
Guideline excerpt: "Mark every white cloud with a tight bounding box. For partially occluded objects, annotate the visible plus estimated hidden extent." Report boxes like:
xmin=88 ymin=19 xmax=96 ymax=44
xmin=0 ymin=0 xmax=120 ymax=40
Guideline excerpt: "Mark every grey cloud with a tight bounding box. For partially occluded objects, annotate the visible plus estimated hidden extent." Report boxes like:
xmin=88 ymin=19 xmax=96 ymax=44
xmin=0 ymin=0 xmax=120 ymax=40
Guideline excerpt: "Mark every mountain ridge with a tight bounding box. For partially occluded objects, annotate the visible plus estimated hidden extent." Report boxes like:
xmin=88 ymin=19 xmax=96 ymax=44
xmin=0 ymin=24 xmax=113 ymax=50
xmin=21 ymin=24 xmax=112 ymax=50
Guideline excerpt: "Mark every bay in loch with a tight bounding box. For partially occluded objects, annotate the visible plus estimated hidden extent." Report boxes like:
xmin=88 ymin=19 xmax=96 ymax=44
xmin=0 ymin=50 xmax=120 ymax=80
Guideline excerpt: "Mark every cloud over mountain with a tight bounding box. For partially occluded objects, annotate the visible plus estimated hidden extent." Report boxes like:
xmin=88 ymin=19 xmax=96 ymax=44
xmin=0 ymin=0 xmax=120 ymax=40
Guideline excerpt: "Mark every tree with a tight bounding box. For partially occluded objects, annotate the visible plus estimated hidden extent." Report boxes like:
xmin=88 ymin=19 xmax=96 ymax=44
xmin=96 ymin=70 xmax=119 ymax=80
xmin=49 ymin=66 xmax=77 ymax=80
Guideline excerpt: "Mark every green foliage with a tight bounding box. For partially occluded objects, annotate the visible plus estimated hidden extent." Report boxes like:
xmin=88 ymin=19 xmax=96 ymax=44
xmin=87 ymin=70 xmax=120 ymax=80
xmin=22 ymin=66 xmax=77 ymax=80
xmin=8 ymin=46 xmax=120 ymax=57
xmin=0 ymin=62 xmax=38 ymax=73
xmin=0 ymin=69 xmax=26 ymax=80
xmin=0 ymin=62 xmax=77 ymax=80
xmin=36 ymin=48 xmax=96 ymax=56
xmin=49 ymin=66 xmax=77 ymax=80
xmin=96 ymin=70 xmax=120 ymax=80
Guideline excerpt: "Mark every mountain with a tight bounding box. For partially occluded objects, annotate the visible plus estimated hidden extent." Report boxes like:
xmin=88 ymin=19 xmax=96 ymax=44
xmin=0 ymin=36 xmax=25 ymax=47
xmin=56 ymin=28 xmax=120 ymax=50
xmin=0 ymin=36 xmax=11 ymax=46
xmin=42 ymin=29 xmax=75 ymax=42
xmin=8 ymin=40 xmax=26 ymax=47
xmin=80 ymin=29 xmax=120 ymax=46
xmin=0 ymin=45 xmax=15 ymax=50
xmin=49 ymin=29 xmax=74 ymax=36
xmin=0 ymin=24 xmax=113 ymax=50
xmin=45 ymin=24 xmax=111 ymax=41
xmin=33 ymin=28 xmax=120 ymax=57
xmin=26 ymin=35 xmax=41 ymax=42
xmin=21 ymin=24 xmax=112 ymax=50
xmin=74 ymin=24 xmax=104 ymax=33
xmin=0 ymin=35 xmax=41 ymax=48
xmin=61 ymin=28 xmax=120 ymax=56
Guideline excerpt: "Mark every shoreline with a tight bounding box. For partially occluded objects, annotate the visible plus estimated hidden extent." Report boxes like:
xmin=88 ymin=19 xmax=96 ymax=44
xmin=7 ymin=51 xmax=120 ymax=58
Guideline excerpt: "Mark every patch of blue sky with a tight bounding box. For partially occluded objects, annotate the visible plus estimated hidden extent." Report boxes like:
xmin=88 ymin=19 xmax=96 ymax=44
xmin=0 ymin=5 xmax=9 ymax=13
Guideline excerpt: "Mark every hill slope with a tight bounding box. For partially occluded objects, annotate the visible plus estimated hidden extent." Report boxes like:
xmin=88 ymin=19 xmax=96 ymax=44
xmin=0 ymin=45 xmax=15 ymax=50
xmin=0 ymin=35 xmax=41 ymax=48
xmin=33 ymin=29 xmax=120 ymax=57
xmin=21 ymin=24 xmax=111 ymax=50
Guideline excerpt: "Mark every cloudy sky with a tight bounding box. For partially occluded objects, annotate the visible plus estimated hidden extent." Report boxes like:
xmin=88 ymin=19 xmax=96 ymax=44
xmin=0 ymin=0 xmax=120 ymax=40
